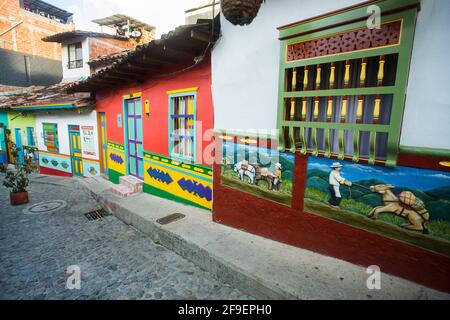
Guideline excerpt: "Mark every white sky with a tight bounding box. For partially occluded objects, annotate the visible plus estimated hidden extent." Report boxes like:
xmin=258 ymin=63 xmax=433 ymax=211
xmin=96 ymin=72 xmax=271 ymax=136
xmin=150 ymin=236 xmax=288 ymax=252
xmin=51 ymin=0 xmax=213 ymax=38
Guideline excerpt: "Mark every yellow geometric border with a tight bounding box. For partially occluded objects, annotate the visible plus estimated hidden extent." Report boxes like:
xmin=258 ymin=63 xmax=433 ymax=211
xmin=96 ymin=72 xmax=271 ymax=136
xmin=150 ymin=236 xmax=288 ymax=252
xmin=166 ymin=87 xmax=199 ymax=95
xmin=123 ymin=92 xmax=142 ymax=99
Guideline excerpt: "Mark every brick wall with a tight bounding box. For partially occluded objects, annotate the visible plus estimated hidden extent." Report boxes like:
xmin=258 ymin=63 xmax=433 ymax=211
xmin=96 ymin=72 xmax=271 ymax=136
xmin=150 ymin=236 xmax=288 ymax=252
xmin=0 ymin=0 xmax=74 ymax=61
xmin=137 ymin=28 xmax=156 ymax=45
xmin=89 ymin=37 xmax=134 ymax=61
xmin=88 ymin=28 xmax=156 ymax=61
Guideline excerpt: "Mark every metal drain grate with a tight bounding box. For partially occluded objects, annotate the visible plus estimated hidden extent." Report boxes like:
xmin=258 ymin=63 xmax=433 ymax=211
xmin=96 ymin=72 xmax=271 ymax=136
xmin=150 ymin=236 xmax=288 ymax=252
xmin=157 ymin=213 xmax=186 ymax=225
xmin=85 ymin=209 xmax=109 ymax=221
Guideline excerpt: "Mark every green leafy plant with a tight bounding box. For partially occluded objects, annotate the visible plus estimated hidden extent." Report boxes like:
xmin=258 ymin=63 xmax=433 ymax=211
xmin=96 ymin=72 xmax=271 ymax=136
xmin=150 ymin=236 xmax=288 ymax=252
xmin=2 ymin=143 xmax=33 ymax=193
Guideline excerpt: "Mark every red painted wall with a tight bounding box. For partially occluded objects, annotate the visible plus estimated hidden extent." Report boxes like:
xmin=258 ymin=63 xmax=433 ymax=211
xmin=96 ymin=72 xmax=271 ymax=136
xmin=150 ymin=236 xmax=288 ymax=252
xmin=40 ymin=166 xmax=72 ymax=177
xmin=213 ymin=138 xmax=450 ymax=293
xmin=96 ymin=55 xmax=214 ymax=166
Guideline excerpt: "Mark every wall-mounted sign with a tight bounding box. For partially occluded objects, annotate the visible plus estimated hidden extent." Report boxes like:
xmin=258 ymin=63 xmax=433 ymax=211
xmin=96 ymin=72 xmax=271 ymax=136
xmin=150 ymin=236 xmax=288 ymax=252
xmin=81 ymin=126 xmax=96 ymax=157
xmin=118 ymin=114 xmax=123 ymax=128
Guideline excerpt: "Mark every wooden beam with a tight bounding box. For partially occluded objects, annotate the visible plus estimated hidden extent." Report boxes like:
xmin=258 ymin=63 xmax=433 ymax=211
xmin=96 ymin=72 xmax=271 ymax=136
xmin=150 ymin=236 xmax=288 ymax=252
xmin=125 ymin=63 xmax=155 ymax=72
xmin=162 ymin=46 xmax=197 ymax=61
xmin=190 ymin=29 xmax=211 ymax=43
xmin=114 ymin=69 xmax=148 ymax=77
xmin=141 ymin=54 xmax=178 ymax=66
xmin=90 ymin=79 xmax=120 ymax=86
xmin=113 ymin=71 xmax=149 ymax=82
xmin=103 ymin=74 xmax=133 ymax=81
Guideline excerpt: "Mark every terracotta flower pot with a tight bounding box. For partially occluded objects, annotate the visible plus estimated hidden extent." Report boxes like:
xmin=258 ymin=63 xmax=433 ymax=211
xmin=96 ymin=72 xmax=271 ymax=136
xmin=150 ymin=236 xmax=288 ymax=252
xmin=10 ymin=191 xmax=29 ymax=206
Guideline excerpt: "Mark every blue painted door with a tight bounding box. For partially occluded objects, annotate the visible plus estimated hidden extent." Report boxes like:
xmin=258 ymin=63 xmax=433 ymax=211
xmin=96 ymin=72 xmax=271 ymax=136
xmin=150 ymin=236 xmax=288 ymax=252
xmin=14 ymin=128 xmax=24 ymax=165
xmin=0 ymin=127 xmax=7 ymax=164
xmin=69 ymin=125 xmax=83 ymax=177
xmin=126 ymin=98 xmax=144 ymax=180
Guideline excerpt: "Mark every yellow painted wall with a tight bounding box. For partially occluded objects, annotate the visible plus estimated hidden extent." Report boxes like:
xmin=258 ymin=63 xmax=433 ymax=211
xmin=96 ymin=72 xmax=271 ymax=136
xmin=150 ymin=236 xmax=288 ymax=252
xmin=7 ymin=112 xmax=36 ymax=147
xmin=144 ymin=153 xmax=213 ymax=210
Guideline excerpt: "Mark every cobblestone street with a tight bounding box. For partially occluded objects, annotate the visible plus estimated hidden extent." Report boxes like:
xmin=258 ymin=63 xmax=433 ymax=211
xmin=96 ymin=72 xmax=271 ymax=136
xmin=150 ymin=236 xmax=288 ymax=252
xmin=0 ymin=174 xmax=252 ymax=300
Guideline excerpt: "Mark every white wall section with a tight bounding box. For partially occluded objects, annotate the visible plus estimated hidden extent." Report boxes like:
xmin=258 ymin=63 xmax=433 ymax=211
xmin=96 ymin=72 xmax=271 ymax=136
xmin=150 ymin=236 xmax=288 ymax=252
xmin=212 ymin=0 xmax=450 ymax=151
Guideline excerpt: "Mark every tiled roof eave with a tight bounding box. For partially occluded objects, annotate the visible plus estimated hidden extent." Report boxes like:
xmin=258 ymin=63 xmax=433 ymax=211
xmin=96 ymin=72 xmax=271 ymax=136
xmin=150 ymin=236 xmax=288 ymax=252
xmin=68 ymin=19 xmax=220 ymax=93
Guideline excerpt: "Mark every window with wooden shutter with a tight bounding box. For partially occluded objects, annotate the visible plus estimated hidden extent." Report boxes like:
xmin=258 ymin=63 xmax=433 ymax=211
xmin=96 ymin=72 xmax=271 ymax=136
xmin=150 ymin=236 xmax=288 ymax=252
xmin=168 ymin=90 xmax=197 ymax=162
xmin=276 ymin=0 xmax=419 ymax=167
xmin=43 ymin=123 xmax=59 ymax=153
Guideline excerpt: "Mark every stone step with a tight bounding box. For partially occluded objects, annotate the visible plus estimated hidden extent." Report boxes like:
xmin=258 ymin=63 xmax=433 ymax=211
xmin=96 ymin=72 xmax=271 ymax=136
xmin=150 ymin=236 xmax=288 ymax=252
xmin=111 ymin=184 xmax=134 ymax=198
xmin=119 ymin=175 xmax=143 ymax=193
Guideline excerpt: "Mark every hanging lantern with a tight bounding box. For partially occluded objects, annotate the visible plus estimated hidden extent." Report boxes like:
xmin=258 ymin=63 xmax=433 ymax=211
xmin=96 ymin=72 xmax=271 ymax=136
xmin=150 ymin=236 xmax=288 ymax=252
xmin=221 ymin=0 xmax=265 ymax=26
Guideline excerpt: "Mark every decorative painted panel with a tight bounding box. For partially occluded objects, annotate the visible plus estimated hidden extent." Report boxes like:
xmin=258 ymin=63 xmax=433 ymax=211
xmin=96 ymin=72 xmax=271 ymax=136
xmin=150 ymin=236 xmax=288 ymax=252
xmin=43 ymin=123 xmax=59 ymax=153
xmin=143 ymin=151 xmax=212 ymax=210
xmin=221 ymin=141 xmax=295 ymax=207
xmin=286 ymin=20 xmax=401 ymax=62
xmin=107 ymin=141 xmax=126 ymax=175
xmin=82 ymin=160 xmax=101 ymax=178
xmin=39 ymin=151 xmax=72 ymax=174
xmin=305 ymin=156 xmax=450 ymax=257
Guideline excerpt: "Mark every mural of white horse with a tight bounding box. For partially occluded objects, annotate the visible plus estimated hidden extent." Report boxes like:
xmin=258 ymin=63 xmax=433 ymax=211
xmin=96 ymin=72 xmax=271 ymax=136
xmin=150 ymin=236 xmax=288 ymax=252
xmin=234 ymin=161 xmax=256 ymax=184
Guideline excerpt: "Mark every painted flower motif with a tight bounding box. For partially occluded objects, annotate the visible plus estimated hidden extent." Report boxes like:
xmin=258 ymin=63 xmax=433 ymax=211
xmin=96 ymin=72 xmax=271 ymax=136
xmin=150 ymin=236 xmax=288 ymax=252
xmin=51 ymin=160 xmax=59 ymax=167
xmin=89 ymin=167 xmax=97 ymax=175
xmin=61 ymin=161 xmax=69 ymax=169
xmin=42 ymin=158 xmax=49 ymax=164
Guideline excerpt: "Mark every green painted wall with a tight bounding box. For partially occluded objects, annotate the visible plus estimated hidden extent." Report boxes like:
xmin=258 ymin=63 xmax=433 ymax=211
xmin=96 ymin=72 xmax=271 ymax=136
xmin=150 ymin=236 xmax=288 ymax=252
xmin=7 ymin=112 xmax=36 ymax=147
xmin=108 ymin=169 xmax=123 ymax=184
xmin=143 ymin=183 xmax=209 ymax=210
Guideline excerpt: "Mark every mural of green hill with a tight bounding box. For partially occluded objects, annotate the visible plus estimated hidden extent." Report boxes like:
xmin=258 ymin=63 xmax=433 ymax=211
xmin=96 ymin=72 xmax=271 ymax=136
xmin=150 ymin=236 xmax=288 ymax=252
xmin=427 ymin=185 xmax=450 ymax=201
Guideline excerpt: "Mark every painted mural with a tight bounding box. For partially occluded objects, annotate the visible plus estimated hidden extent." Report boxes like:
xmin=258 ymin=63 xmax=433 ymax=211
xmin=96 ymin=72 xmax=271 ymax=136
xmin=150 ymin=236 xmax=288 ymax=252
xmin=305 ymin=156 xmax=450 ymax=256
xmin=39 ymin=151 xmax=72 ymax=174
xmin=82 ymin=160 xmax=101 ymax=178
xmin=221 ymin=141 xmax=295 ymax=206
xmin=107 ymin=141 xmax=126 ymax=183
xmin=143 ymin=151 xmax=212 ymax=210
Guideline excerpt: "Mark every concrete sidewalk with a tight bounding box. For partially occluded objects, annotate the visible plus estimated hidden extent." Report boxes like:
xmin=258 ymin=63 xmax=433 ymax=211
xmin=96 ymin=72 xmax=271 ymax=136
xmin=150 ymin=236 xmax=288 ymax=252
xmin=81 ymin=176 xmax=450 ymax=300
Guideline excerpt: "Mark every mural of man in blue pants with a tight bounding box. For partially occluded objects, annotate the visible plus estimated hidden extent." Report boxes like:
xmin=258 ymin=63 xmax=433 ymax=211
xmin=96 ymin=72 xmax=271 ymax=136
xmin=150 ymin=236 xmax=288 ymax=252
xmin=328 ymin=162 xmax=352 ymax=208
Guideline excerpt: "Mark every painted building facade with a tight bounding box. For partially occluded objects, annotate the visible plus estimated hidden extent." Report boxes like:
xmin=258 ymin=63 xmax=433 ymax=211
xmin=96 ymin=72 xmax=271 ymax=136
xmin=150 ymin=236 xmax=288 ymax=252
xmin=70 ymin=21 xmax=218 ymax=209
xmin=0 ymin=15 xmax=153 ymax=176
xmin=212 ymin=0 xmax=450 ymax=293
xmin=35 ymin=109 xmax=101 ymax=177
xmin=0 ymin=88 xmax=96 ymax=176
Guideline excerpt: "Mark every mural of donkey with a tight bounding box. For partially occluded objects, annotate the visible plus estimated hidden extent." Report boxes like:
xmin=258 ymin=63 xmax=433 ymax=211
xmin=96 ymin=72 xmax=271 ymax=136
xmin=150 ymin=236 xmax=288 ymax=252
xmin=234 ymin=161 xmax=256 ymax=184
xmin=368 ymin=184 xmax=430 ymax=234
xmin=253 ymin=164 xmax=275 ymax=190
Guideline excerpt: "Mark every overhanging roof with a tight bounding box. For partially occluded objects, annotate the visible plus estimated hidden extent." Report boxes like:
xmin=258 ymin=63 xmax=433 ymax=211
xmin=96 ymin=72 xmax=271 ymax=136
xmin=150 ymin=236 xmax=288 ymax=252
xmin=92 ymin=14 xmax=155 ymax=31
xmin=25 ymin=0 xmax=73 ymax=22
xmin=0 ymin=83 xmax=94 ymax=111
xmin=68 ymin=18 xmax=220 ymax=93
xmin=42 ymin=30 xmax=128 ymax=43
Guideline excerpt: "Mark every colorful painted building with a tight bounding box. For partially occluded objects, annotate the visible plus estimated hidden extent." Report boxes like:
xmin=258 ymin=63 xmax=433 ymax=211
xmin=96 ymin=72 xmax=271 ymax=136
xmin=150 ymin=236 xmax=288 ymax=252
xmin=0 ymin=85 xmax=97 ymax=175
xmin=212 ymin=0 xmax=450 ymax=293
xmin=69 ymin=20 xmax=218 ymax=210
xmin=0 ymin=15 xmax=153 ymax=176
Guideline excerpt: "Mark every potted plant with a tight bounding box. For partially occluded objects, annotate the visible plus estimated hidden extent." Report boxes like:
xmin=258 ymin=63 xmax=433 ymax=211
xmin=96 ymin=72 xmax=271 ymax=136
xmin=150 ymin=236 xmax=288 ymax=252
xmin=2 ymin=143 xmax=35 ymax=206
